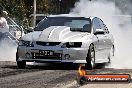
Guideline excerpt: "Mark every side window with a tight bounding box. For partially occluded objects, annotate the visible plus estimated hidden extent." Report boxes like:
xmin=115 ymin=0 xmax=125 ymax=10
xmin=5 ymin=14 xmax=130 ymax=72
xmin=98 ymin=18 xmax=109 ymax=34
xmin=92 ymin=18 xmax=101 ymax=33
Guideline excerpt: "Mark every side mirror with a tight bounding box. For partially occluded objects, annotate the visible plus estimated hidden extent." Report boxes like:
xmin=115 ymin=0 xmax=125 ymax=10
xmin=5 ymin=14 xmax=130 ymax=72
xmin=94 ymin=29 xmax=105 ymax=35
xmin=26 ymin=27 xmax=33 ymax=33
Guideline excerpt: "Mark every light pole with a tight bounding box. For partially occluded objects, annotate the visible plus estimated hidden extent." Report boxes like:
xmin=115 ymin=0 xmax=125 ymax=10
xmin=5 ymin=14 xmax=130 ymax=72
xmin=33 ymin=0 xmax=36 ymax=28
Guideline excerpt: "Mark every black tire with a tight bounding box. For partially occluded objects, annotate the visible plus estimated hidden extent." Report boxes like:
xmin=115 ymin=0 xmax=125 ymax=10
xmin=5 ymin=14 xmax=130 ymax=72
xmin=108 ymin=45 xmax=114 ymax=63
xmin=17 ymin=61 xmax=26 ymax=69
xmin=86 ymin=44 xmax=95 ymax=70
xmin=16 ymin=48 xmax=26 ymax=69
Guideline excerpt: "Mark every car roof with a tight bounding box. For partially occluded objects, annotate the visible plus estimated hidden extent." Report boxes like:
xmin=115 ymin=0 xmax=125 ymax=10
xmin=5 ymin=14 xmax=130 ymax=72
xmin=48 ymin=14 xmax=96 ymax=20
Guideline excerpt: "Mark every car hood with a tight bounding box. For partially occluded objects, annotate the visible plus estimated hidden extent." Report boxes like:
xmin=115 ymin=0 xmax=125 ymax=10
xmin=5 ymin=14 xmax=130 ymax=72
xmin=22 ymin=26 xmax=91 ymax=42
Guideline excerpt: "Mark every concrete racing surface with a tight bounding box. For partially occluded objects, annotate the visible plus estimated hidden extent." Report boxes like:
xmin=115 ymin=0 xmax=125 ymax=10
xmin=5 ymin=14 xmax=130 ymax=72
xmin=0 ymin=61 xmax=131 ymax=88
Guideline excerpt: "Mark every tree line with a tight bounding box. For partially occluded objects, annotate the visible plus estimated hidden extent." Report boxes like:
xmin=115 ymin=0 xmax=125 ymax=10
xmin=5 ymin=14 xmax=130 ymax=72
xmin=0 ymin=0 xmax=79 ymax=28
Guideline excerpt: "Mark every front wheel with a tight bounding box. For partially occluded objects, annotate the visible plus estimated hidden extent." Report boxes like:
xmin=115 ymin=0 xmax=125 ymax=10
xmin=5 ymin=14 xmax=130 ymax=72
xmin=86 ymin=44 xmax=95 ymax=70
xmin=16 ymin=49 xmax=26 ymax=69
xmin=17 ymin=61 xmax=26 ymax=69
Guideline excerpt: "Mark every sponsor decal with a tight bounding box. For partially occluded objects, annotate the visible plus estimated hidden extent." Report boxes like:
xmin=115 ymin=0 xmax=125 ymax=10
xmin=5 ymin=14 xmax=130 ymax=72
xmin=77 ymin=65 xmax=131 ymax=85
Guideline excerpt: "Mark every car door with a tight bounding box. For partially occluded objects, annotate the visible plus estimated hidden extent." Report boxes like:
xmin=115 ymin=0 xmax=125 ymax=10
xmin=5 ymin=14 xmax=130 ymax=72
xmin=92 ymin=18 xmax=107 ymax=63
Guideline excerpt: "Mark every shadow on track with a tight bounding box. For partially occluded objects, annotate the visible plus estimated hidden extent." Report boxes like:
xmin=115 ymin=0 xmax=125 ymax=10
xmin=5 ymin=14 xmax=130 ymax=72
xmin=1 ymin=62 xmax=109 ymax=70
xmin=27 ymin=63 xmax=80 ymax=70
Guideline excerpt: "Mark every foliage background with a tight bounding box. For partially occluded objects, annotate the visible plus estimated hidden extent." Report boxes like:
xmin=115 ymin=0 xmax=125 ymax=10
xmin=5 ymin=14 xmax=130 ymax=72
xmin=0 ymin=0 xmax=78 ymax=28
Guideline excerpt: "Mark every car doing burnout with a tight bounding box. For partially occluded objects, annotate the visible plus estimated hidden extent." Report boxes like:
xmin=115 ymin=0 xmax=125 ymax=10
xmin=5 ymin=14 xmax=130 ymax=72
xmin=16 ymin=14 xmax=114 ymax=69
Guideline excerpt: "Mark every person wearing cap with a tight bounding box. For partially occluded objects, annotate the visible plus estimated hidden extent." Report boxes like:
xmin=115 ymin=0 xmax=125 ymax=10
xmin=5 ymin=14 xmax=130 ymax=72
xmin=0 ymin=10 xmax=9 ymax=41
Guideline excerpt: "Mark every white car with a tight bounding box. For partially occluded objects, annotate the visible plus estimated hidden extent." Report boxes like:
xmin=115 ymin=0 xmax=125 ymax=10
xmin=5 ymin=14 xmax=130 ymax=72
xmin=16 ymin=14 xmax=114 ymax=69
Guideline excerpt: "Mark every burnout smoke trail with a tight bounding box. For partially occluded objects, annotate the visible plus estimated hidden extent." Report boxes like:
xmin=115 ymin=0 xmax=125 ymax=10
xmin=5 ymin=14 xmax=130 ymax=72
xmin=70 ymin=0 xmax=132 ymax=68
xmin=0 ymin=39 xmax=17 ymax=61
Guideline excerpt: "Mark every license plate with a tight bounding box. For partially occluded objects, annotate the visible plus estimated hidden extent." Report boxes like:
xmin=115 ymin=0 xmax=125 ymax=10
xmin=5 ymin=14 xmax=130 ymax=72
xmin=32 ymin=50 xmax=62 ymax=59
xmin=39 ymin=50 xmax=53 ymax=56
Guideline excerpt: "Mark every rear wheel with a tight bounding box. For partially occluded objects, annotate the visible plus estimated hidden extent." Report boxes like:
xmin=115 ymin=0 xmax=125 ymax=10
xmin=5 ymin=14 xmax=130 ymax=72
xmin=86 ymin=44 xmax=95 ymax=70
xmin=108 ymin=45 xmax=114 ymax=63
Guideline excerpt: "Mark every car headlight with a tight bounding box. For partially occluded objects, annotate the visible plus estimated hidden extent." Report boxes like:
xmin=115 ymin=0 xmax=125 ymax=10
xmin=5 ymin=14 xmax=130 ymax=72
xmin=19 ymin=40 xmax=34 ymax=47
xmin=61 ymin=42 xmax=82 ymax=48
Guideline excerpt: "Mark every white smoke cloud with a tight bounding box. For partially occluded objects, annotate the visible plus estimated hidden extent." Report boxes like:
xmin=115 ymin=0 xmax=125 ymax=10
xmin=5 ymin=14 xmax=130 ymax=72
xmin=70 ymin=0 xmax=132 ymax=69
xmin=0 ymin=39 xmax=17 ymax=61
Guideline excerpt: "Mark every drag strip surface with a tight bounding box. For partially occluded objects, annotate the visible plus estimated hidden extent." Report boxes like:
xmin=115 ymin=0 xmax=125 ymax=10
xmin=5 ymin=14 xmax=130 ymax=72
xmin=0 ymin=61 xmax=78 ymax=88
xmin=0 ymin=61 xmax=132 ymax=88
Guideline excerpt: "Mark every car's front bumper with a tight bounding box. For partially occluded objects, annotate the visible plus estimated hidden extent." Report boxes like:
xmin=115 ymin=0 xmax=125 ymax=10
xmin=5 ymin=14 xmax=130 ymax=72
xmin=17 ymin=45 xmax=88 ymax=64
xmin=17 ymin=58 xmax=87 ymax=63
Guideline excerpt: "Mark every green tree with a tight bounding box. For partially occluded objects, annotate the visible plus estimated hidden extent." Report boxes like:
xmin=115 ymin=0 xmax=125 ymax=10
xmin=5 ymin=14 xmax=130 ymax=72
xmin=0 ymin=0 xmax=79 ymax=28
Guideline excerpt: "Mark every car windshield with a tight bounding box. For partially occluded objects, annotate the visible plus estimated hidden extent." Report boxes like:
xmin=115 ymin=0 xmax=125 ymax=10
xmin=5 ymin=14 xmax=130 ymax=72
xmin=34 ymin=17 xmax=91 ymax=32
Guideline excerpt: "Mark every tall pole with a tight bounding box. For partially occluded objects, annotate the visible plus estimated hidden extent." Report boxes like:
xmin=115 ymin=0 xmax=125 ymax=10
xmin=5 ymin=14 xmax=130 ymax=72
xmin=33 ymin=0 xmax=36 ymax=28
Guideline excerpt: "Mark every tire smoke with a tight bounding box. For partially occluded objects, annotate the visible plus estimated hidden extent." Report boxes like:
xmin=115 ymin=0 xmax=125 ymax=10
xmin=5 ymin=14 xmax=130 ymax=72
xmin=0 ymin=39 xmax=17 ymax=61
xmin=70 ymin=0 xmax=132 ymax=69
